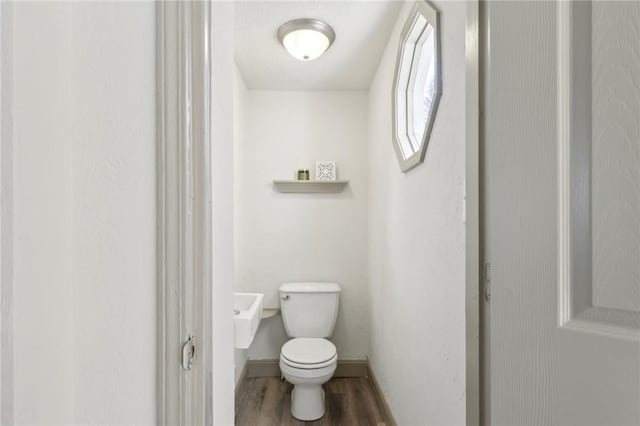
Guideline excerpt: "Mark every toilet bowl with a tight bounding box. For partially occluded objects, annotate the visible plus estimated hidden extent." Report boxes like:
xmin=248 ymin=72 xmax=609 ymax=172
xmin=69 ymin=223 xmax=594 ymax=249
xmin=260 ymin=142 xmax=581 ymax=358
xmin=279 ymin=338 xmax=337 ymax=421
xmin=278 ymin=282 xmax=341 ymax=421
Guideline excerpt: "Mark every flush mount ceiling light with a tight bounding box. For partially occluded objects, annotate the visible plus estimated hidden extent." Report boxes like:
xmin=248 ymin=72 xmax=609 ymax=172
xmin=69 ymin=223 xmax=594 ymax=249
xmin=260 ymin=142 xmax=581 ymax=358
xmin=277 ymin=19 xmax=336 ymax=61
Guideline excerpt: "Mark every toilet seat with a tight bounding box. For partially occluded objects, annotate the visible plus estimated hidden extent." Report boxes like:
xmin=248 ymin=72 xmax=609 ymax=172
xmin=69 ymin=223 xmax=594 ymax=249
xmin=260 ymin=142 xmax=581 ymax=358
xmin=281 ymin=353 xmax=338 ymax=370
xmin=280 ymin=338 xmax=337 ymax=369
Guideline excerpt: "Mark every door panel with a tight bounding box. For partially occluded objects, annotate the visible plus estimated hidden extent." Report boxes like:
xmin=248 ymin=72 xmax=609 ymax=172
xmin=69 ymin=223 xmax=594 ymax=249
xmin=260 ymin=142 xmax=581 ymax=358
xmin=590 ymin=1 xmax=640 ymax=316
xmin=483 ymin=1 xmax=640 ymax=425
xmin=483 ymin=2 xmax=558 ymax=424
xmin=557 ymin=2 xmax=640 ymax=424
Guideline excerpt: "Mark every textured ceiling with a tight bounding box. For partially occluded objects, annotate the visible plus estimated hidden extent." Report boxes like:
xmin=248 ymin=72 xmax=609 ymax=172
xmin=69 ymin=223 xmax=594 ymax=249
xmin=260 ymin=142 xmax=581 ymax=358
xmin=234 ymin=1 xmax=403 ymax=90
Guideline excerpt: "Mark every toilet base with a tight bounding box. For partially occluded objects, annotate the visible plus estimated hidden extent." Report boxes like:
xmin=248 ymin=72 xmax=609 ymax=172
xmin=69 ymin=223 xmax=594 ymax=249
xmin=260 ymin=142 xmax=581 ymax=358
xmin=290 ymin=385 xmax=325 ymax=421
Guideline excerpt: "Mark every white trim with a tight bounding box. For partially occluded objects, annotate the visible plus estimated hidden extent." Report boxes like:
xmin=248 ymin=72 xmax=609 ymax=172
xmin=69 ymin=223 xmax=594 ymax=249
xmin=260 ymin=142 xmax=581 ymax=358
xmin=562 ymin=318 xmax=640 ymax=342
xmin=478 ymin=2 xmax=491 ymax=423
xmin=157 ymin=2 xmax=212 ymax=424
xmin=391 ymin=0 xmax=442 ymax=173
xmin=557 ymin=0 xmax=572 ymax=329
xmin=465 ymin=1 xmax=480 ymax=425
xmin=0 ymin=2 xmax=14 ymax=423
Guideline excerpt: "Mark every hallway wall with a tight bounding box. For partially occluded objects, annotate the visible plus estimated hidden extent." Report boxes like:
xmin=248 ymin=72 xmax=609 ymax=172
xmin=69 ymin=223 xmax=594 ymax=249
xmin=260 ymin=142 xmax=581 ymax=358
xmin=71 ymin=3 xmax=156 ymax=424
xmin=8 ymin=2 xmax=156 ymax=424
xmin=11 ymin=3 xmax=74 ymax=423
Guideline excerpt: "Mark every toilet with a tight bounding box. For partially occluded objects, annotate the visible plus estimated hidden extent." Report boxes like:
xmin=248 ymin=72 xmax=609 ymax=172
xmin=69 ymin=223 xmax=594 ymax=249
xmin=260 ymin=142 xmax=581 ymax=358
xmin=279 ymin=282 xmax=341 ymax=421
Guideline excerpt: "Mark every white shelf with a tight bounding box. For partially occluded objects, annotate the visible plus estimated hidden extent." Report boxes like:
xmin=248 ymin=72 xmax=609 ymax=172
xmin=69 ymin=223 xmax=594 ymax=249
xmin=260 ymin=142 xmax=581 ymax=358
xmin=273 ymin=180 xmax=349 ymax=193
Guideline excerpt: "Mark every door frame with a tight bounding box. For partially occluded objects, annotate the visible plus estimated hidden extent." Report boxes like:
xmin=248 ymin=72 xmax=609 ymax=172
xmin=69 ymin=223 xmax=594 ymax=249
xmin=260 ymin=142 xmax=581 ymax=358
xmin=157 ymin=1 xmax=482 ymax=424
xmin=465 ymin=1 xmax=481 ymax=425
xmin=478 ymin=1 xmax=490 ymax=424
xmin=157 ymin=1 xmax=212 ymax=425
xmin=0 ymin=1 xmax=14 ymax=423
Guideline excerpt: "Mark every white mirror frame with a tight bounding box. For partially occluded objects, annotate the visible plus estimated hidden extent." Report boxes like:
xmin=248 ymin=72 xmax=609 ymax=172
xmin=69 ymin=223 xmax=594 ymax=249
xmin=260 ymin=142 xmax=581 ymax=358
xmin=391 ymin=1 xmax=442 ymax=173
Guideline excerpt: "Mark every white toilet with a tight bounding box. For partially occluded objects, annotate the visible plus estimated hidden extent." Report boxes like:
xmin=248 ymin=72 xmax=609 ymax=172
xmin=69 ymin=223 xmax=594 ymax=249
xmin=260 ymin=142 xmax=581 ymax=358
xmin=279 ymin=282 xmax=341 ymax=421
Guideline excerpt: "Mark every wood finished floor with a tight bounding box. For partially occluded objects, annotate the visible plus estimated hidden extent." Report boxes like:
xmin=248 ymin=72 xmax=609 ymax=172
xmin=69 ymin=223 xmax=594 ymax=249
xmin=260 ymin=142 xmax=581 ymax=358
xmin=235 ymin=377 xmax=388 ymax=426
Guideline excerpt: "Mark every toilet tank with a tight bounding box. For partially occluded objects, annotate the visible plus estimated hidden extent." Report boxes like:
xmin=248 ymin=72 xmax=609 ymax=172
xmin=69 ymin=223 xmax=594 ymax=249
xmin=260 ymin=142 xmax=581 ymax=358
xmin=279 ymin=282 xmax=341 ymax=338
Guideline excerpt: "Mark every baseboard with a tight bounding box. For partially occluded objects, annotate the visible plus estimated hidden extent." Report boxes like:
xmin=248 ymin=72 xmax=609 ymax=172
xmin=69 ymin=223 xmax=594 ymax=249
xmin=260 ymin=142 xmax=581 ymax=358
xmin=367 ymin=363 xmax=397 ymax=426
xmin=246 ymin=359 xmax=369 ymax=378
xmin=335 ymin=360 xmax=369 ymax=377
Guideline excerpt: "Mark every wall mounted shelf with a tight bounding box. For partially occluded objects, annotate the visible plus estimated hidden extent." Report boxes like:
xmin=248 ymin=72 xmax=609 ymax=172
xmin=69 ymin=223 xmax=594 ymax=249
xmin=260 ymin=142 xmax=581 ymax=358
xmin=273 ymin=180 xmax=349 ymax=194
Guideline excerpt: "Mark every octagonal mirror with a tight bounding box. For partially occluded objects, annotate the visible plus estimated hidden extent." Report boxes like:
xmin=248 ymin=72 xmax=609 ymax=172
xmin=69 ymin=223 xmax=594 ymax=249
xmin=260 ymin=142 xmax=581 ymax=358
xmin=392 ymin=1 xmax=441 ymax=172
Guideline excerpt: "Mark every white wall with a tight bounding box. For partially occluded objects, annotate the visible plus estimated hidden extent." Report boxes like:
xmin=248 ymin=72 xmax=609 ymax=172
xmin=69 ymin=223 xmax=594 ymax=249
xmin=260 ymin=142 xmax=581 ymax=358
xmin=0 ymin=3 xmax=11 ymax=422
xmin=12 ymin=3 xmax=74 ymax=423
xmin=233 ymin=65 xmax=249 ymax=384
xmin=234 ymin=90 xmax=369 ymax=362
xmin=71 ymin=3 xmax=156 ymax=424
xmin=367 ymin=2 xmax=467 ymax=425
xmin=211 ymin=2 xmax=236 ymax=425
xmin=9 ymin=2 xmax=156 ymax=424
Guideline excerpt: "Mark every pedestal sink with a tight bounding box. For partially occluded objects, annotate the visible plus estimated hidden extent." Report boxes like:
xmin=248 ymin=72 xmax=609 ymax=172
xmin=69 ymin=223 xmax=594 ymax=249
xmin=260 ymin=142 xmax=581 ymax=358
xmin=233 ymin=292 xmax=264 ymax=349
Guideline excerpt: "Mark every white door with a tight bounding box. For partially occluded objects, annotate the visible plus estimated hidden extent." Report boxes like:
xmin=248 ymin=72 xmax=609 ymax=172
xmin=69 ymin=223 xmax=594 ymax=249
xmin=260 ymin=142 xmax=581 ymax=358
xmin=482 ymin=1 xmax=640 ymax=425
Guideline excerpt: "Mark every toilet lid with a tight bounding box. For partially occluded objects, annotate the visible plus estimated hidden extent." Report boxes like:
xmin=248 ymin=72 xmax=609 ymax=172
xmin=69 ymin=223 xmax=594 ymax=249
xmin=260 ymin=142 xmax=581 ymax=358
xmin=281 ymin=338 xmax=337 ymax=365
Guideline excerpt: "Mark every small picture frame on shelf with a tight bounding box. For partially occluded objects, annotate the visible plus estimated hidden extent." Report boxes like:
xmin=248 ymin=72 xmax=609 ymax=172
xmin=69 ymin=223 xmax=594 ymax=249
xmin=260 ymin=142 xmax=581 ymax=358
xmin=315 ymin=161 xmax=336 ymax=181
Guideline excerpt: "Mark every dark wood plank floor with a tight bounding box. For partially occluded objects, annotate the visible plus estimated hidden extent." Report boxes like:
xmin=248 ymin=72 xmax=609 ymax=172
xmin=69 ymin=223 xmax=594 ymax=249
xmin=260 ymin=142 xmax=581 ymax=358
xmin=235 ymin=377 xmax=388 ymax=426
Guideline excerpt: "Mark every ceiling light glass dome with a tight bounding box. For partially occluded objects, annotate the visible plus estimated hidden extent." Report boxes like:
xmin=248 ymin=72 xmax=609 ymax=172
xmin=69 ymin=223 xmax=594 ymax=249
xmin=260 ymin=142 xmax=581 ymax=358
xmin=278 ymin=19 xmax=336 ymax=61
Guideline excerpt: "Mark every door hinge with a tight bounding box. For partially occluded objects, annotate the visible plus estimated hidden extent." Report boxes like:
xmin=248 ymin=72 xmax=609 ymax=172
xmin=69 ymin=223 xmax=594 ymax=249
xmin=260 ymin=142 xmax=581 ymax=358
xmin=483 ymin=262 xmax=491 ymax=302
xmin=182 ymin=334 xmax=196 ymax=371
